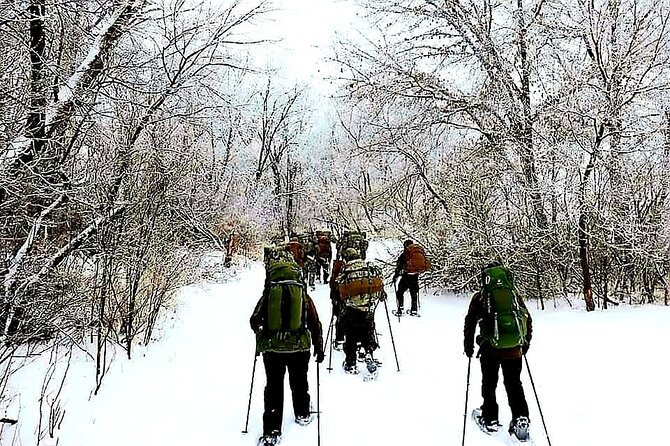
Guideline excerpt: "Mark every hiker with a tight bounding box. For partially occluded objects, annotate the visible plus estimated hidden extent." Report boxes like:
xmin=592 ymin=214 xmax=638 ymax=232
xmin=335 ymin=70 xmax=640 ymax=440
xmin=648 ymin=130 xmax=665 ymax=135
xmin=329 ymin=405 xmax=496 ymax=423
xmin=250 ymin=253 xmax=325 ymax=446
xmin=336 ymin=229 xmax=369 ymax=261
xmin=392 ymin=239 xmax=431 ymax=316
xmin=463 ymin=261 xmax=533 ymax=441
xmin=329 ymin=256 xmax=347 ymax=350
xmin=298 ymin=232 xmax=317 ymax=289
xmin=314 ymin=230 xmax=334 ymax=283
xmin=337 ymin=248 xmax=385 ymax=375
xmin=285 ymin=236 xmax=306 ymax=268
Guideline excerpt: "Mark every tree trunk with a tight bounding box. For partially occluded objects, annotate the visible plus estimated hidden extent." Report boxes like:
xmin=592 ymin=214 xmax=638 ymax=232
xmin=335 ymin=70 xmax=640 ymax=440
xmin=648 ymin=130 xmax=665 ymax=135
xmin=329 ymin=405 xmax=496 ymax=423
xmin=26 ymin=0 xmax=47 ymax=158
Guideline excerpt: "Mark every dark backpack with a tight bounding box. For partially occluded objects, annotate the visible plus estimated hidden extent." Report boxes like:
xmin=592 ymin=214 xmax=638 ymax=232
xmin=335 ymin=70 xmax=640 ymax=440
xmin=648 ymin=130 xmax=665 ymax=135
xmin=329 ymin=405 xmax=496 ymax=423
xmin=479 ymin=265 xmax=529 ymax=349
xmin=405 ymin=243 xmax=431 ymax=273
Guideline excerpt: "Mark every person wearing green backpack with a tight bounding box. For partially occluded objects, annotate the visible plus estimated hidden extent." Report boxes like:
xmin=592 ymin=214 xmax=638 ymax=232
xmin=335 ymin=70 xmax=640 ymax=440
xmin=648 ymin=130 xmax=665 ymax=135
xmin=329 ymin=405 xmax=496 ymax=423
xmin=250 ymin=254 xmax=325 ymax=446
xmin=463 ymin=261 xmax=533 ymax=442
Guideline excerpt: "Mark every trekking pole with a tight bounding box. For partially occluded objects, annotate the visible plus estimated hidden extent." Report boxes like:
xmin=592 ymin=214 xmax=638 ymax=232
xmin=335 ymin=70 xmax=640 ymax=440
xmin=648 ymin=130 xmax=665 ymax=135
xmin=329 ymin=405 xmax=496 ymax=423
xmin=326 ymin=311 xmax=335 ymax=372
xmin=382 ymin=299 xmax=400 ymax=372
xmin=393 ymin=281 xmax=400 ymax=322
xmin=317 ymin=362 xmax=322 ymax=446
xmin=461 ymin=357 xmax=472 ymax=446
xmin=524 ymin=355 xmax=552 ymax=446
xmin=242 ymin=350 xmax=259 ymax=434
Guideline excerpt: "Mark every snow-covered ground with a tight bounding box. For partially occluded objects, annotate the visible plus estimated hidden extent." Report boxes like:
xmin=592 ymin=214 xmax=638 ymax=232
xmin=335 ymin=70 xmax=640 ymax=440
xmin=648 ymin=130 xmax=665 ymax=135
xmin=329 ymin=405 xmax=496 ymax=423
xmin=3 ymin=241 xmax=670 ymax=446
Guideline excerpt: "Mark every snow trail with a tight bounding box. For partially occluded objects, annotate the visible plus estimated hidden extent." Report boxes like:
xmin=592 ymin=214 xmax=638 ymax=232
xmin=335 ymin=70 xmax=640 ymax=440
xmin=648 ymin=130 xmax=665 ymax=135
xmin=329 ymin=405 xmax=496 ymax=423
xmin=54 ymin=250 xmax=670 ymax=446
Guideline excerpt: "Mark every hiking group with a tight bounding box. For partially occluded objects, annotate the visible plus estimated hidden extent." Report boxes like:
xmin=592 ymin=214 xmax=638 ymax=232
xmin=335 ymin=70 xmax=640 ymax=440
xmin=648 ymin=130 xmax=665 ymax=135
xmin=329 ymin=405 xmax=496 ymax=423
xmin=249 ymin=232 xmax=534 ymax=445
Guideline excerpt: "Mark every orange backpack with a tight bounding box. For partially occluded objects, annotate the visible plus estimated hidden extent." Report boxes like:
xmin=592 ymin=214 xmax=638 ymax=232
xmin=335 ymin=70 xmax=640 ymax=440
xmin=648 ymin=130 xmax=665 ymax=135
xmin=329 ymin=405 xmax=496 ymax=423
xmin=285 ymin=241 xmax=305 ymax=267
xmin=405 ymin=244 xmax=431 ymax=273
xmin=316 ymin=236 xmax=332 ymax=259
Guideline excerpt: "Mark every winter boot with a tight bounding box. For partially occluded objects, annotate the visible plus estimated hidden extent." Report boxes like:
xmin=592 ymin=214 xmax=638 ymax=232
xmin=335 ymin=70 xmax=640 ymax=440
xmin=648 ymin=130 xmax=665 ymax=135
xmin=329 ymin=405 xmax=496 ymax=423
xmin=509 ymin=416 xmax=530 ymax=441
xmin=295 ymin=403 xmax=315 ymax=426
xmin=357 ymin=349 xmax=366 ymax=362
xmin=343 ymin=361 xmax=358 ymax=375
xmin=472 ymin=408 xmax=500 ymax=433
xmin=258 ymin=431 xmax=281 ymax=446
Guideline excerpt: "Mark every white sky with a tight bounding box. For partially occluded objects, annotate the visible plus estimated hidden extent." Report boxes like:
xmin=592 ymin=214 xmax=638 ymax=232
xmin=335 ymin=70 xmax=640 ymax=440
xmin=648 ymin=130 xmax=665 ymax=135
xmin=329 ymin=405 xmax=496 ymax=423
xmin=5 ymin=240 xmax=670 ymax=446
xmin=246 ymin=0 xmax=366 ymax=93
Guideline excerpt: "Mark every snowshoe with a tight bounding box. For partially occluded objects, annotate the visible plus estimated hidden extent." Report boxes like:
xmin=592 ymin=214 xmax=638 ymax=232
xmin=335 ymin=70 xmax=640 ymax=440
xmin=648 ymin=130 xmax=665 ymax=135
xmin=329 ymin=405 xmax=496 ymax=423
xmin=364 ymin=353 xmax=377 ymax=374
xmin=472 ymin=408 xmax=500 ymax=434
xmin=509 ymin=416 xmax=530 ymax=441
xmin=362 ymin=353 xmax=379 ymax=381
xmin=407 ymin=310 xmax=420 ymax=317
xmin=392 ymin=309 xmax=404 ymax=317
xmin=258 ymin=431 xmax=281 ymax=446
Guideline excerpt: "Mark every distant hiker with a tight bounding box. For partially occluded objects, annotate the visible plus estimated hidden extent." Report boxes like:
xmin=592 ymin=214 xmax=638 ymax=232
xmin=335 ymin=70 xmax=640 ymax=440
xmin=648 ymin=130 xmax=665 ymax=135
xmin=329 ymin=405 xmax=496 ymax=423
xmin=285 ymin=237 xmax=306 ymax=268
xmin=314 ymin=230 xmax=334 ymax=284
xmin=329 ymin=257 xmax=347 ymax=350
xmin=463 ymin=261 xmax=533 ymax=442
xmin=297 ymin=232 xmax=317 ymax=289
xmin=337 ymin=248 xmax=386 ymax=377
xmin=250 ymin=256 xmax=325 ymax=446
xmin=336 ymin=229 xmax=369 ymax=261
xmin=392 ymin=239 xmax=431 ymax=316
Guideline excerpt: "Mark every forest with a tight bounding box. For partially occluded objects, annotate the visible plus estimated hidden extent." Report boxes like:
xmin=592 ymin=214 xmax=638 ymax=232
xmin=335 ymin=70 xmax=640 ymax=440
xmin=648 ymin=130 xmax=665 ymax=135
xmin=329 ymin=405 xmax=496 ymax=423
xmin=0 ymin=0 xmax=668 ymax=432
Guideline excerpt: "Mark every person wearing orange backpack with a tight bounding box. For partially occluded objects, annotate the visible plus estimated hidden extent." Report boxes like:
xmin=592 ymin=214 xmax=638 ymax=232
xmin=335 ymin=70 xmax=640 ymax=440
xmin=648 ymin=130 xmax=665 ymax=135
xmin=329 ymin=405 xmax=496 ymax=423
xmin=392 ymin=239 xmax=430 ymax=316
xmin=314 ymin=230 xmax=333 ymax=284
xmin=284 ymin=236 xmax=306 ymax=268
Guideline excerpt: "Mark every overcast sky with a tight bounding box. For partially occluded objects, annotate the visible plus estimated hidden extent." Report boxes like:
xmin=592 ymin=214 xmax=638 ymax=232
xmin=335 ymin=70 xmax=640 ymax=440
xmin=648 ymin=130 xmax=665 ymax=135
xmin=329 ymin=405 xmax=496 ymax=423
xmin=245 ymin=0 xmax=366 ymax=94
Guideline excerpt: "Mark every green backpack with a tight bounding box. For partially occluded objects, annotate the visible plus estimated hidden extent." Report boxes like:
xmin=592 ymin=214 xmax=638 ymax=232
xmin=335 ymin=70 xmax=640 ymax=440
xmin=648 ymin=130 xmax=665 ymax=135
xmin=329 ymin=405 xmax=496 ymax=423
xmin=338 ymin=231 xmax=368 ymax=260
xmin=479 ymin=265 xmax=529 ymax=349
xmin=258 ymin=260 xmax=311 ymax=352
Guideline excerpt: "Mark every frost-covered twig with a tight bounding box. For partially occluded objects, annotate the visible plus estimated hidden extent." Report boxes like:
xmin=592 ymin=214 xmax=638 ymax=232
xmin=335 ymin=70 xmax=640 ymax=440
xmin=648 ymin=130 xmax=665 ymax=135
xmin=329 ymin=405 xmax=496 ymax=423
xmin=2 ymin=0 xmax=148 ymax=169
xmin=4 ymin=193 xmax=66 ymax=297
xmin=21 ymin=204 xmax=127 ymax=293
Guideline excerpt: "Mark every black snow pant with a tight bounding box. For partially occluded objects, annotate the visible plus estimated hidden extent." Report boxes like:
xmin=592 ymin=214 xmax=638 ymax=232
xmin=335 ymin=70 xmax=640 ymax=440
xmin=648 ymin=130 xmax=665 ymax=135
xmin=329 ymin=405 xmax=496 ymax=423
xmin=262 ymin=351 xmax=311 ymax=435
xmin=330 ymin=294 xmax=345 ymax=343
xmin=342 ymin=307 xmax=378 ymax=367
xmin=396 ymin=273 xmax=419 ymax=312
xmin=303 ymin=258 xmax=316 ymax=287
xmin=480 ymin=355 xmax=529 ymax=423
xmin=316 ymin=256 xmax=330 ymax=283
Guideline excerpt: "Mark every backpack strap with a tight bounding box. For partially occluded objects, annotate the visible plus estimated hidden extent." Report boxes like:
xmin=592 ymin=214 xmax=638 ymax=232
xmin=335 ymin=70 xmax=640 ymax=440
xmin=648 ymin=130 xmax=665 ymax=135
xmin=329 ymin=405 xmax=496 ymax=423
xmin=269 ymin=279 xmax=304 ymax=287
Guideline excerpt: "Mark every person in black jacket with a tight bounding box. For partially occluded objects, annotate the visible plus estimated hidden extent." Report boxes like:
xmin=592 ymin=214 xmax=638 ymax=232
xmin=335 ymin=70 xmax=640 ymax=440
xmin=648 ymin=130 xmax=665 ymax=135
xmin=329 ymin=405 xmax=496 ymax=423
xmin=250 ymin=259 xmax=324 ymax=446
xmin=463 ymin=262 xmax=533 ymax=440
xmin=392 ymin=239 xmax=420 ymax=315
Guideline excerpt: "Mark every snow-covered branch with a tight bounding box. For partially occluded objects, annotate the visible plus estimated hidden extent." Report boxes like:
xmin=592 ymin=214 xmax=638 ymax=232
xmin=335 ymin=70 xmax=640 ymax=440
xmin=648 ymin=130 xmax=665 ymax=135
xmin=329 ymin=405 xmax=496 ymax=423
xmin=3 ymin=194 xmax=66 ymax=295
xmin=1 ymin=0 xmax=148 ymax=170
xmin=19 ymin=203 xmax=127 ymax=293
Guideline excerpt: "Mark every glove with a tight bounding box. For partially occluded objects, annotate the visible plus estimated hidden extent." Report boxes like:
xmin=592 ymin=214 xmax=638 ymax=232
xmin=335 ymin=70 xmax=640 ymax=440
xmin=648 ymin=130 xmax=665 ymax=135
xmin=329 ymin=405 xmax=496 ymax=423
xmin=522 ymin=343 xmax=530 ymax=355
xmin=464 ymin=342 xmax=474 ymax=358
xmin=315 ymin=349 xmax=325 ymax=364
